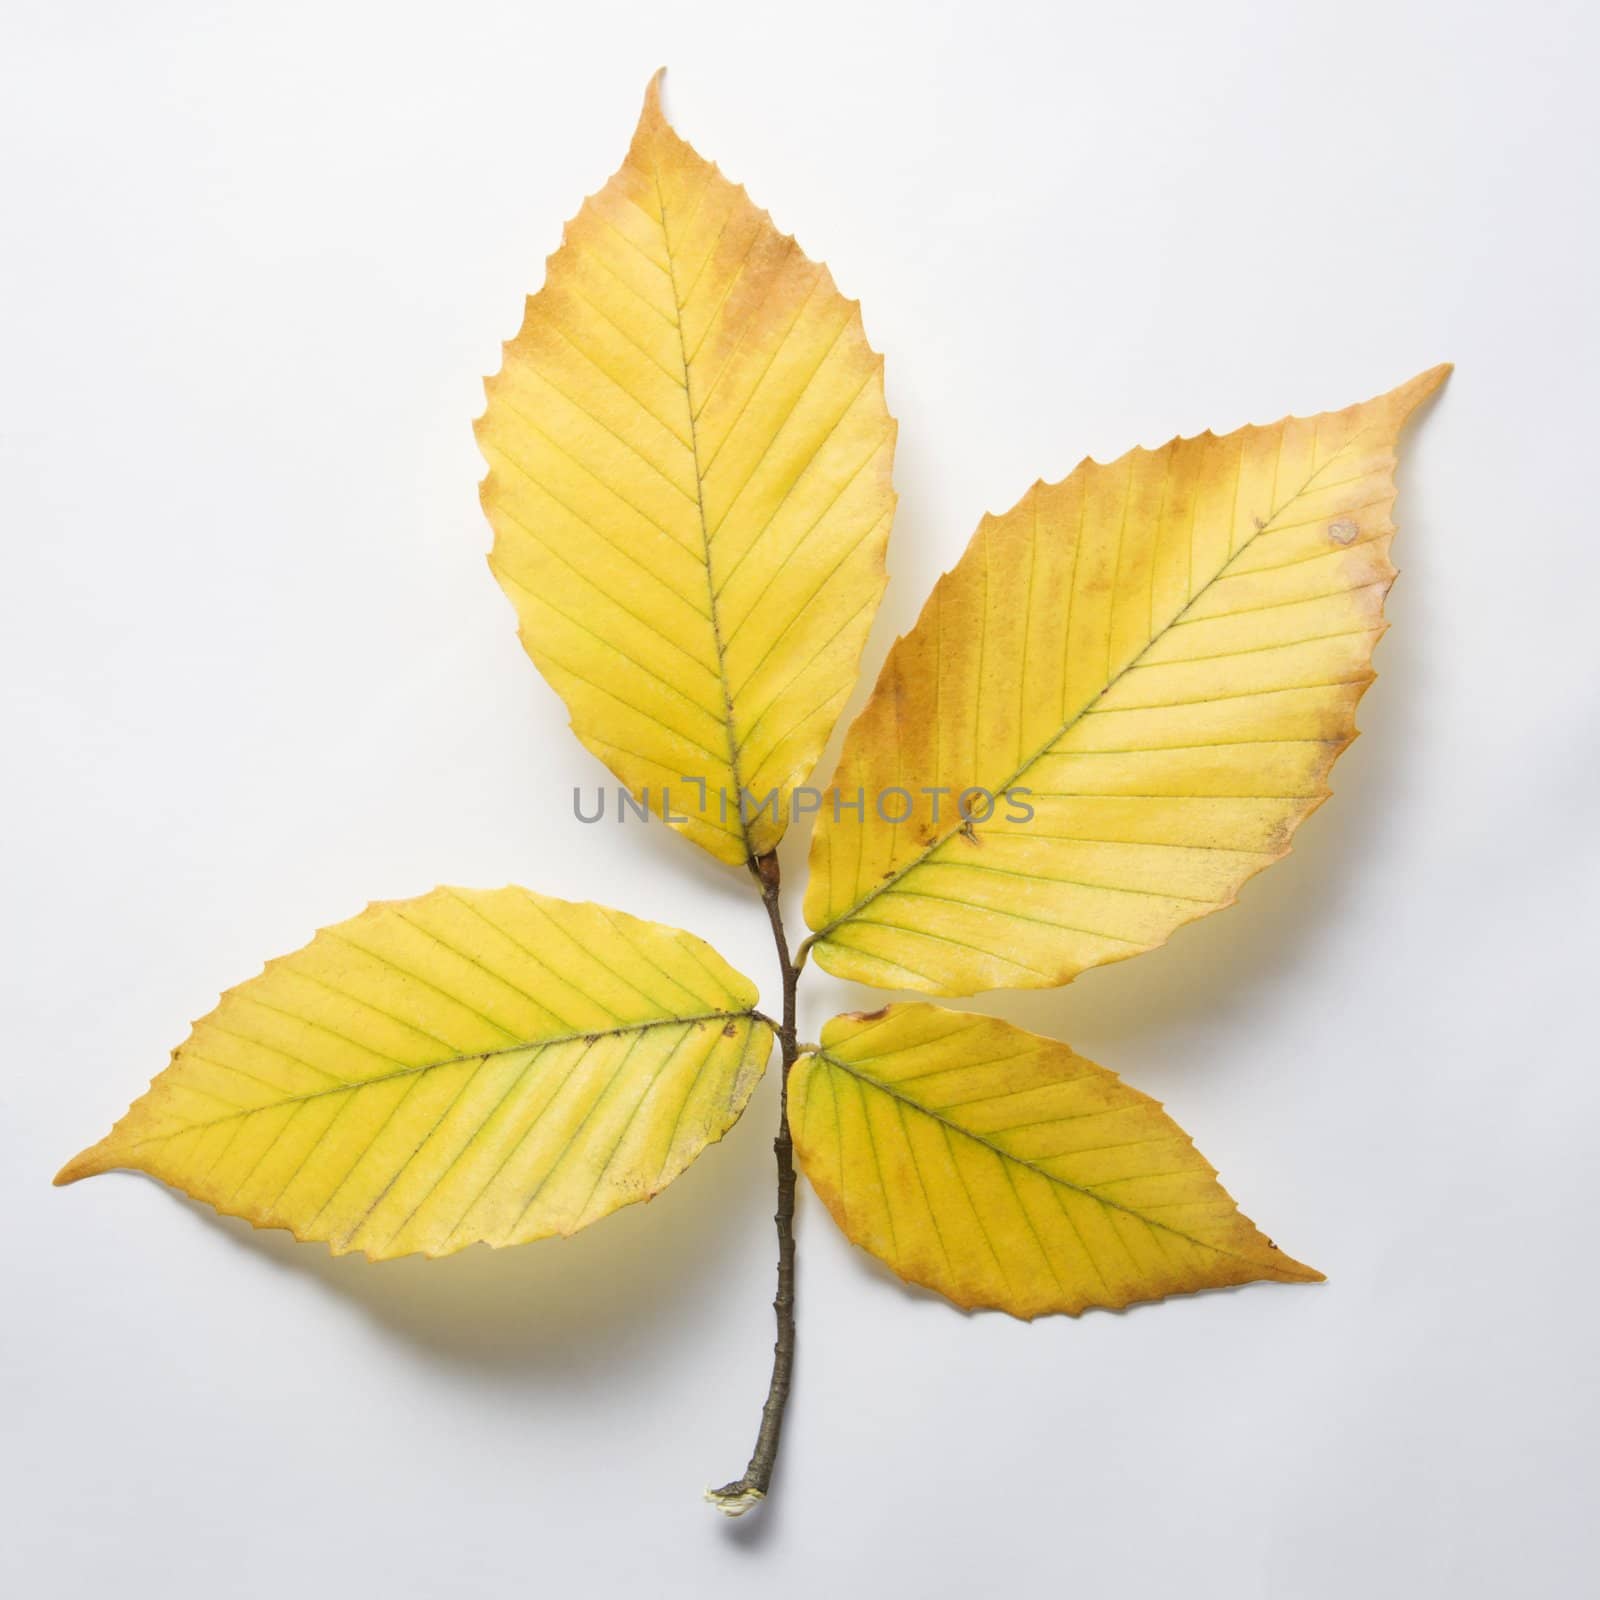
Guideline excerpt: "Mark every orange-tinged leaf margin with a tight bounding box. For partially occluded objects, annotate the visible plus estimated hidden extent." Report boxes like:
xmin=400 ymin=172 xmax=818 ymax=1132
xmin=476 ymin=72 xmax=897 ymax=867
xmin=801 ymin=365 xmax=1451 ymax=995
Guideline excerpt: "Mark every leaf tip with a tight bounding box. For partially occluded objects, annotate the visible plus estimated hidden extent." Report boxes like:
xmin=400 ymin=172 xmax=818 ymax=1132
xmin=1390 ymin=361 xmax=1453 ymax=418
xmin=53 ymin=1143 xmax=113 ymax=1186
xmin=641 ymin=66 xmax=668 ymax=125
xmin=1266 ymin=1244 xmax=1326 ymax=1284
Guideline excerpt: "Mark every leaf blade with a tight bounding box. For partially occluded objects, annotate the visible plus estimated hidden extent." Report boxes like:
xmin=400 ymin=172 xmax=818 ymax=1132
xmin=802 ymin=367 xmax=1448 ymax=992
xmin=790 ymin=1004 xmax=1320 ymax=1318
xmin=479 ymin=75 xmax=897 ymax=865
xmin=57 ymin=888 xmax=774 ymax=1259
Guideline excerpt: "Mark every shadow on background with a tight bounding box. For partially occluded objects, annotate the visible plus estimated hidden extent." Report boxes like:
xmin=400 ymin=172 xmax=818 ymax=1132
xmin=151 ymin=1068 xmax=782 ymax=1384
xmin=963 ymin=551 xmax=1426 ymax=1087
xmin=796 ymin=651 xmax=1424 ymax=1107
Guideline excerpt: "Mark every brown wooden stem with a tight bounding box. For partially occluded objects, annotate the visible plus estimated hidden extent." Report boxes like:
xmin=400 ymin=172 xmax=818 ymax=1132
xmin=705 ymin=849 xmax=800 ymax=1517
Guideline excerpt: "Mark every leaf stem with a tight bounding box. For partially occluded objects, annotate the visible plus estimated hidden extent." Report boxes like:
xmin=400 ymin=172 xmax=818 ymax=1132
xmin=705 ymin=849 xmax=800 ymax=1517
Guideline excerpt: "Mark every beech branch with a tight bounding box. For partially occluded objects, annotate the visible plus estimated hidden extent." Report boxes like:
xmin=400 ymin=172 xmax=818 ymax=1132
xmin=705 ymin=849 xmax=800 ymax=1516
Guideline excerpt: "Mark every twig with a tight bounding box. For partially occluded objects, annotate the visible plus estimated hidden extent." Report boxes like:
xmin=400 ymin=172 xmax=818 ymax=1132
xmin=705 ymin=849 xmax=800 ymax=1516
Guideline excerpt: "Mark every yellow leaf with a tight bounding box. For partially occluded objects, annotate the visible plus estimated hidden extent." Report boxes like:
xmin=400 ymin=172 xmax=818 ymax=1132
xmin=802 ymin=367 xmax=1449 ymax=992
xmin=477 ymin=74 xmax=896 ymax=866
xmin=56 ymin=888 xmax=774 ymax=1259
xmin=791 ymin=1004 xmax=1320 ymax=1317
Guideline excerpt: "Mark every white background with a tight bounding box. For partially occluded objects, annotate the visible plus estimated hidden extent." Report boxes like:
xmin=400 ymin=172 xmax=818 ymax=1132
xmin=3 ymin=1 xmax=1596 ymax=1594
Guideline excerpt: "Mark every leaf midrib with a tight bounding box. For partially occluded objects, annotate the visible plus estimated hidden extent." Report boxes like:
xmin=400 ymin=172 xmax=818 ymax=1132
xmin=807 ymin=1046 xmax=1292 ymax=1271
xmin=804 ymin=426 xmax=1379 ymax=947
xmin=651 ymin=159 xmax=755 ymax=861
xmin=126 ymin=1010 xmax=766 ymax=1147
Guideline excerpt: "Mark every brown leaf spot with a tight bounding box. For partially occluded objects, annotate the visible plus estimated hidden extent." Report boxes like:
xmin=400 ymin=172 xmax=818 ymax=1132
xmin=847 ymin=1005 xmax=891 ymax=1023
xmin=722 ymin=1021 xmax=739 ymax=1038
xmin=1327 ymin=519 xmax=1359 ymax=545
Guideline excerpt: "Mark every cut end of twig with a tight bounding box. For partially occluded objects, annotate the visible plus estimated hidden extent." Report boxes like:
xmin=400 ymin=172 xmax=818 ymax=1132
xmin=704 ymin=1481 xmax=765 ymax=1518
